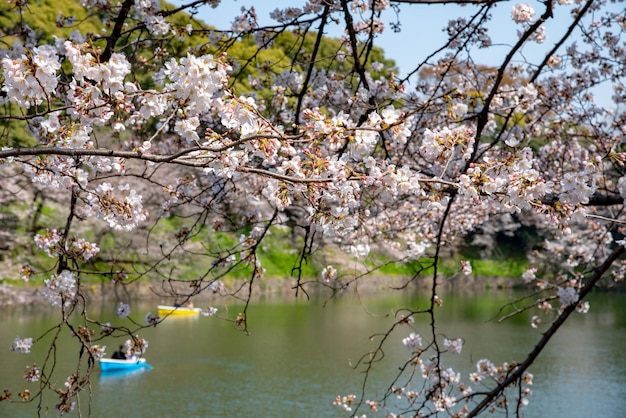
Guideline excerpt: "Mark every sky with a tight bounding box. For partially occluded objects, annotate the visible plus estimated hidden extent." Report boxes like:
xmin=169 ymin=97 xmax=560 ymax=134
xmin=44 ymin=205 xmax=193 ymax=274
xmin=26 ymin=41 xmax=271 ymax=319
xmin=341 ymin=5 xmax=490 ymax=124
xmin=173 ymin=0 xmax=622 ymax=103
xmin=178 ymin=1 xmax=611 ymax=71
xmin=184 ymin=1 xmax=512 ymax=75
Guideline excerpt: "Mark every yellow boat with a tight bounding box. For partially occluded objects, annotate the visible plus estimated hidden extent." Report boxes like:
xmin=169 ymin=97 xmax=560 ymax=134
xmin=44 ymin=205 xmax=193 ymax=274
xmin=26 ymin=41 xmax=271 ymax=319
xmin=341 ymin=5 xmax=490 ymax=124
xmin=157 ymin=305 xmax=202 ymax=316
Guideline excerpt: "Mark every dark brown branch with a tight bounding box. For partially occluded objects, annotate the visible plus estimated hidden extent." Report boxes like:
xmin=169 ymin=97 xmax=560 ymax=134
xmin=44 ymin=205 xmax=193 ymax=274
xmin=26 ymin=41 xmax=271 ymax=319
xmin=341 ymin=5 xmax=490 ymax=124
xmin=543 ymin=192 xmax=623 ymax=207
xmin=295 ymin=5 xmax=330 ymax=126
xmin=101 ymin=0 xmax=134 ymax=63
xmin=529 ymin=0 xmax=594 ymax=84
xmin=401 ymin=6 xmax=492 ymax=101
xmin=467 ymin=244 xmax=625 ymax=417
xmin=0 ymin=147 xmax=336 ymax=184
xmin=0 ymin=146 xmax=199 ymax=163
xmin=391 ymin=0 xmax=505 ymax=3
xmin=160 ymin=0 xmax=210 ymax=17
xmin=340 ymin=0 xmax=370 ymax=92
xmin=472 ymin=0 xmax=554 ymax=160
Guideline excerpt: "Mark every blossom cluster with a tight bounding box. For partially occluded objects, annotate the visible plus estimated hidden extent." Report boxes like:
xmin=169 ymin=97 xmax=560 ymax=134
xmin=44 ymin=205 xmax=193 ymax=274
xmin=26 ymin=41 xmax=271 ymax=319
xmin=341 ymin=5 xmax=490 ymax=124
xmin=116 ymin=302 xmax=130 ymax=318
xmin=40 ymin=270 xmax=78 ymax=308
xmin=3 ymin=0 xmax=626 ymax=416
xmin=86 ymin=183 xmax=148 ymax=231
xmin=339 ymin=328 xmax=531 ymax=416
xmin=1 ymin=45 xmax=60 ymax=108
xmin=511 ymin=4 xmax=535 ymax=24
xmin=10 ymin=337 xmax=33 ymax=354
xmin=35 ymin=230 xmax=100 ymax=261
xmin=125 ymin=337 xmax=149 ymax=356
xmin=23 ymin=364 xmax=41 ymax=382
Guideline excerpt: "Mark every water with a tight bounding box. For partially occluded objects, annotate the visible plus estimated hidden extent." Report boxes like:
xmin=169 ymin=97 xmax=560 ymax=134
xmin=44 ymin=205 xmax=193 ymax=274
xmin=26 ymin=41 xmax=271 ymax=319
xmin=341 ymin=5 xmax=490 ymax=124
xmin=0 ymin=291 xmax=625 ymax=417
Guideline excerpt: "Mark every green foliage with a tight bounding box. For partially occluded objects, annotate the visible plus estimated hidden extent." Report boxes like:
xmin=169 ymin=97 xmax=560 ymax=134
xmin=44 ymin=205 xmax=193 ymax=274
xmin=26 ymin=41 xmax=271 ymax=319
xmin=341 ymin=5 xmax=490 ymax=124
xmin=1 ymin=0 xmax=396 ymax=146
xmin=225 ymin=29 xmax=396 ymax=96
xmin=257 ymin=229 xmax=319 ymax=279
xmin=0 ymin=192 xmax=527 ymax=287
xmin=416 ymin=257 xmax=525 ymax=279
xmin=1 ymin=0 xmax=103 ymax=44
xmin=2 ymin=0 xmax=514 ymax=290
xmin=0 ymin=103 xmax=37 ymax=147
xmin=468 ymin=258 xmax=527 ymax=278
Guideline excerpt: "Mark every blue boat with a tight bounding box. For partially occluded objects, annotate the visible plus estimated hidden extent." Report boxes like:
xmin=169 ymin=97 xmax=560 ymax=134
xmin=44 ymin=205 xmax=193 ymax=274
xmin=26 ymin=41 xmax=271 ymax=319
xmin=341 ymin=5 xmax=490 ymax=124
xmin=98 ymin=357 xmax=151 ymax=372
xmin=99 ymin=367 xmax=150 ymax=380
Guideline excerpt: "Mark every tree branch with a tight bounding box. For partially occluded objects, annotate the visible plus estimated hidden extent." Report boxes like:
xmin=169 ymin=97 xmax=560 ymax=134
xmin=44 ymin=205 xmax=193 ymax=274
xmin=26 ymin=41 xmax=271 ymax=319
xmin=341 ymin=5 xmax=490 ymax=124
xmin=391 ymin=0 xmax=505 ymax=4
xmin=467 ymin=244 xmax=626 ymax=417
xmin=101 ymin=0 xmax=134 ymax=63
xmin=472 ymin=0 xmax=554 ymax=160
xmin=295 ymin=5 xmax=330 ymax=126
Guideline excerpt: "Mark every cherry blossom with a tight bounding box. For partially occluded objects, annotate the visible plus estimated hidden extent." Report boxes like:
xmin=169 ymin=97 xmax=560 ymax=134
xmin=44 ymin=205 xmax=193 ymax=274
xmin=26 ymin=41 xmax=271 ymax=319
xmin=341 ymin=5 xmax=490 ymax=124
xmin=145 ymin=312 xmax=160 ymax=326
xmin=511 ymin=4 xmax=536 ymax=24
xmin=116 ymin=302 xmax=130 ymax=319
xmin=402 ymin=332 xmax=422 ymax=351
xmin=321 ymin=265 xmax=337 ymax=282
xmin=10 ymin=337 xmax=33 ymax=354
xmin=2 ymin=0 xmax=625 ymax=415
xmin=1 ymin=45 xmax=60 ymax=108
xmin=41 ymin=271 xmax=77 ymax=308
xmin=201 ymin=307 xmax=218 ymax=316
xmin=23 ymin=365 xmax=40 ymax=382
xmin=557 ymin=286 xmax=579 ymax=307
xmin=125 ymin=337 xmax=149 ymax=356
xmin=444 ymin=338 xmax=463 ymax=354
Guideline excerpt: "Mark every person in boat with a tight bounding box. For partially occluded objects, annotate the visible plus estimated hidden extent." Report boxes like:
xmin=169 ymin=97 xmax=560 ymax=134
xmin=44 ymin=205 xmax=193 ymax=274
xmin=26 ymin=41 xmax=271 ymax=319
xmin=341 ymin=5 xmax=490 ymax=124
xmin=112 ymin=345 xmax=126 ymax=360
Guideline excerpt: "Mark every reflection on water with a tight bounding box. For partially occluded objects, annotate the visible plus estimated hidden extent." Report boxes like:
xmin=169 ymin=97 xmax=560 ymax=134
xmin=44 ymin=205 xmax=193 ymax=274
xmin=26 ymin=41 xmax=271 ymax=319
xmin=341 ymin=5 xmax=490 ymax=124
xmin=0 ymin=291 xmax=625 ymax=417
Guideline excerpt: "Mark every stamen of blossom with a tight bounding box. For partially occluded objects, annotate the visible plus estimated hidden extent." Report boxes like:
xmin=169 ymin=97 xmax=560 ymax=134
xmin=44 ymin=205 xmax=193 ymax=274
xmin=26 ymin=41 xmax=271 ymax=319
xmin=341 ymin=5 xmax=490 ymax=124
xmin=18 ymin=389 xmax=30 ymax=401
xmin=89 ymin=345 xmax=106 ymax=359
xmin=34 ymin=229 xmax=62 ymax=257
xmin=538 ymin=300 xmax=552 ymax=313
xmin=23 ymin=365 xmax=40 ymax=382
xmin=365 ymin=400 xmax=378 ymax=411
xmin=321 ymin=265 xmax=337 ymax=282
xmin=65 ymin=237 xmax=100 ymax=261
xmin=523 ymin=371 xmax=533 ymax=385
xmin=125 ymin=337 xmax=148 ymax=356
xmin=475 ymin=358 xmax=497 ymax=377
xmin=19 ymin=263 xmax=35 ymax=282
xmin=86 ymin=183 xmax=148 ymax=231
xmin=333 ymin=394 xmax=356 ymax=412
xmin=575 ymin=300 xmax=590 ymax=314
xmin=511 ymin=3 xmax=535 ymax=24
xmin=55 ymin=377 xmax=76 ymax=415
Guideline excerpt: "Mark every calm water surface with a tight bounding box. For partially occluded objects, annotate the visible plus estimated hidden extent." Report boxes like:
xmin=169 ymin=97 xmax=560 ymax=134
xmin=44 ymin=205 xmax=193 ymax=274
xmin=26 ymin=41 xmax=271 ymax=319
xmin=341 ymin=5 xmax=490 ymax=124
xmin=0 ymin=291 xmax=625 ymax=417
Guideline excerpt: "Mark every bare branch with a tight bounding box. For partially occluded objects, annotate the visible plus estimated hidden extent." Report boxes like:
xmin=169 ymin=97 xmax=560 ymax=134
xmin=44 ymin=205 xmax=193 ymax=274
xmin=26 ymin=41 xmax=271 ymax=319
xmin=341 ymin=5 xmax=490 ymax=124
xmin=467 ymin=245 xmax=626 ymax=417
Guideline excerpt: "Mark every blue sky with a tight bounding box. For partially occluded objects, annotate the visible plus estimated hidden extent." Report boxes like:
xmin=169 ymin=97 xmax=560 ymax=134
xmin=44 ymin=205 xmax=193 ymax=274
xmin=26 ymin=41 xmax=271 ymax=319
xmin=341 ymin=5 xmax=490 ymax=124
xmin=174 ymin=1 xmax=622 ymax=105
xmin=179 ymin=1 xmax=617 ymax=73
